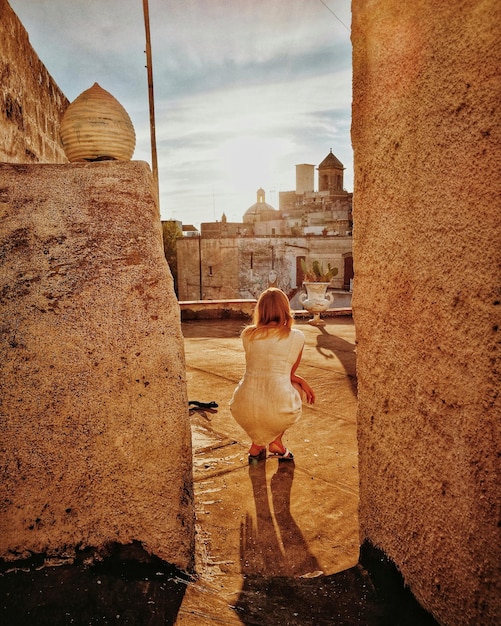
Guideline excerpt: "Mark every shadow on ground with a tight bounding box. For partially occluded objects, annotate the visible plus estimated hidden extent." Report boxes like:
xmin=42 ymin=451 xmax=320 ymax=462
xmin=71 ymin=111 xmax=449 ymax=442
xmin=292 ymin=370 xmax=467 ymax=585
xmin=233 ymin=459 xmax=439 ymax=626
xmin=0 ymin=460 xmax=441 ymax=626
xmin=234 ymin=554 xmax=440 ymax=626
xmin=314 ymin=325 xmax=358 ymax=395
xmin=0 ymin=545 xmax=440 ymax=626
xmin=0 ymin=543 xmax=189 ymax=626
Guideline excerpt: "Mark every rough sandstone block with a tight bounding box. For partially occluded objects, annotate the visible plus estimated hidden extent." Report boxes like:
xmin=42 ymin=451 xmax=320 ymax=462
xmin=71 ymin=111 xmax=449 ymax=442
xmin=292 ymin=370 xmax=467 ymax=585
xmin=352 ymin=1 xmax=500 ymax=624
xmin=0 ymin=161 xmax=194 ymax=571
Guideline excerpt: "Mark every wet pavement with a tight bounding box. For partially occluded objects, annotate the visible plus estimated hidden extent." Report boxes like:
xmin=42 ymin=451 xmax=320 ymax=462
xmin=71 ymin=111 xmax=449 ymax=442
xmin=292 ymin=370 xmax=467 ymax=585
xmin=0 ymin=316 xmax=439 ymax=624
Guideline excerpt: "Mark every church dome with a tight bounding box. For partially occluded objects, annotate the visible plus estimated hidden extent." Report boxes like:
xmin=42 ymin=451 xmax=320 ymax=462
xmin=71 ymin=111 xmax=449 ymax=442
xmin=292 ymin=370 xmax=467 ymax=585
xmin=243 ymin=188 xmax=278 ymax=223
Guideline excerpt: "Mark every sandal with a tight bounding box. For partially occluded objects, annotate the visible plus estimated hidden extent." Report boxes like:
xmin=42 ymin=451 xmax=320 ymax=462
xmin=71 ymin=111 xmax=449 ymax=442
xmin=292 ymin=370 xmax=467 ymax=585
xmin=268 ymin=447 xmax=294 ymax=460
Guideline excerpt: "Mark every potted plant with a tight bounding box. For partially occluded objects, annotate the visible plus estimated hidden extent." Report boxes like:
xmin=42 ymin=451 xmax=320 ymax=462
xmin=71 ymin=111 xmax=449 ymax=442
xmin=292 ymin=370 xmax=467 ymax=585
xmin=300 ymin=259 xmax=338 ymax=282
xmin=299 ymin=260 xmax=338 ymax=326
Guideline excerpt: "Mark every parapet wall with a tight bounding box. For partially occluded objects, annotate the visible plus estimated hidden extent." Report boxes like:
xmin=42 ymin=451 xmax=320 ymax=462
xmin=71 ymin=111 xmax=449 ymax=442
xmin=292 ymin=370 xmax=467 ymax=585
xmin=352 ymin=1 xmax=500 ymax=625
xmin=0 ymin=0 xmax=68 ymax=163
xmin=0 ymin=161 xmax=194 ymax=571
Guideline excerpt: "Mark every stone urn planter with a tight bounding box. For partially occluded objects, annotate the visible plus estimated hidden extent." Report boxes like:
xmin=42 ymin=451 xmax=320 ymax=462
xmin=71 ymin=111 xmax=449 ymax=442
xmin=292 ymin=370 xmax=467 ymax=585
xmin=299 ymin=282 xmax=334 ymax=326
xmin=59 ymin=83 xmax=136 ymax=162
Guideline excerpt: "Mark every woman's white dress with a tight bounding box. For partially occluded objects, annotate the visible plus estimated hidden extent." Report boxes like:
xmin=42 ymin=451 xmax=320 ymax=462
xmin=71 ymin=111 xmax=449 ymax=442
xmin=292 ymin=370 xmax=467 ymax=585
xmin=229 ymin=328 xmax=305 ymax=446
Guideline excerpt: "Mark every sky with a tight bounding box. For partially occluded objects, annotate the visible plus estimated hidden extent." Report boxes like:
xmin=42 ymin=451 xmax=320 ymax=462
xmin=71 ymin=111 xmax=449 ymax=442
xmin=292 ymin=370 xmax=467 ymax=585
xmin=9 ymin=0 xmax=353 ymax=227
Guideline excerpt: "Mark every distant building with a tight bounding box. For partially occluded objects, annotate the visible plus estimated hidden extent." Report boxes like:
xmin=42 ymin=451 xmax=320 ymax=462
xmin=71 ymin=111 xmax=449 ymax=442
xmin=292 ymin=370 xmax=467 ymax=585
xmin=181 ymin=224 xmax=199 ymax=237
xmin=278 ymin=150 xmax=352 ymax=237
xmin=176 ymin=150 xmax=353 ymax=302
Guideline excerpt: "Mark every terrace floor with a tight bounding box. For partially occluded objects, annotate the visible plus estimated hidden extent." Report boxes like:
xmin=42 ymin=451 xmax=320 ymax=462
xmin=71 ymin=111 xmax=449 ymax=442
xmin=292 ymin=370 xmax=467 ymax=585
xmin=177 ymin=316 xmax=437 ymax=625
xmin=177 ymin=315 xmax=362 ymax=624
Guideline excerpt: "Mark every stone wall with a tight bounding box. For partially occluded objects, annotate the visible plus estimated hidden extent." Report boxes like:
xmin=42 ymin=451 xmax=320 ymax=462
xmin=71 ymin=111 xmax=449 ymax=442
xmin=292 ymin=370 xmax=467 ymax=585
xmin=177 ymin=235 xmax=353 ymax=301
xmin=351 ymin=1 xmax=500 ymax=625
xmin=0 ymin=0 xmax=68 ymax=163
xmin=177 ymin=237 xmax=240 ymax=301
xmin=179 ymin=299 xmax=256 ymax=321
xmin=0 ymin=161 xmax=194 ymax=571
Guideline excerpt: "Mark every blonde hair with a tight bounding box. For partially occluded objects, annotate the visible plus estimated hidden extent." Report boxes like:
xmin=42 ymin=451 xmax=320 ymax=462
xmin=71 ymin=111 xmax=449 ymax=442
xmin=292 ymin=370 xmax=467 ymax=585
xmin=242 ymin=288 xmax=294 ymax=340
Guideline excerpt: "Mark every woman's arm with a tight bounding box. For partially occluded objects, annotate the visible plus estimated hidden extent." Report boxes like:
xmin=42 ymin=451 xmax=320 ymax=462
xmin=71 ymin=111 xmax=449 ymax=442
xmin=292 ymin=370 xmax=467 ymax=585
xmin=291 ymin=349 xmax=315 ymax=404
xmin=291 ymin=348 xmax=303 ymax=376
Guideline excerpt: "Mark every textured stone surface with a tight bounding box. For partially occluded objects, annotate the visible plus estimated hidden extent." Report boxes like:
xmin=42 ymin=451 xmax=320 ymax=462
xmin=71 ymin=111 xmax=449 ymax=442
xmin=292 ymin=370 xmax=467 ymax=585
xmin=0 ymin=0 xmax=68 ymax=163
xmin=352 ymin=1 xmax=500 ymax=625
xmin=0 ymin=161 xmax=194 ymax=571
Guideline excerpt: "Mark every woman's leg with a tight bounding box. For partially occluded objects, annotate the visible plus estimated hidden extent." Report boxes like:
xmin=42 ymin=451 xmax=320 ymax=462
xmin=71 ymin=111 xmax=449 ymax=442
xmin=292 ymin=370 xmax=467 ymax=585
xmin=249 ymin=442 xmax=266 ymax=456
xmin=268 ymin=433 xmax=294 ymax=459
xmin=268 ymin=433 xmax=286 ymax=454
xmin=248 ymin=442 xmax=267 ymax=464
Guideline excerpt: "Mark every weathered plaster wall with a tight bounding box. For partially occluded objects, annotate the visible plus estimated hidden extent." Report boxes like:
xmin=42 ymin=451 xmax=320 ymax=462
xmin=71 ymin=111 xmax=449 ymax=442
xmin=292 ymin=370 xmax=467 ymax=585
xmin=177 ymin=237 xmax=240 ymax=301
xmin=0 ymin=161 xmax=194 ymax=571
xmin=177 ymin=235 xmax=352 ymax=301
xmin=352 ymin=1 xmax=500 ymax=625
xmin=177 ymin=237 xmax=202 ymax=301
xmin=0 ymin=0 xmax=68 ymax=163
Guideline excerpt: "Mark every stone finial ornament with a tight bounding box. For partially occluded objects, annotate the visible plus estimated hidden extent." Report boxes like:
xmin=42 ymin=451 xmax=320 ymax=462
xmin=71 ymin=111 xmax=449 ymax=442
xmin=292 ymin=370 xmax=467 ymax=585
xmin=59 ymin=83 xmax=136 ymax=162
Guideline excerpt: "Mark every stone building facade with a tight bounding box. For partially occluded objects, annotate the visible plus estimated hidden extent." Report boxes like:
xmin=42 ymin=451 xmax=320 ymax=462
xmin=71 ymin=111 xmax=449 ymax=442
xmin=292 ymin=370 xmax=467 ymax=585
xmin=278 ymin=151 xmax=352 ymax=237
xmin=0 ymin=0 xmax=68 ymax=163
xmin=176 ymin=151 xmax=353 ymax=302
xmin=177 ymin=231 xmax=353 ymax=302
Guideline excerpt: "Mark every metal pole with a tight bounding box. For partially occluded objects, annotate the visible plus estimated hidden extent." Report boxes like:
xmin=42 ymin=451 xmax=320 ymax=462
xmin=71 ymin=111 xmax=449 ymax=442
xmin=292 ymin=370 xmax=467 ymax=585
xmin=198 ymin=234 xmax=203 ymax=300
xmin=142 ymin=0 xmax=159 ymax=205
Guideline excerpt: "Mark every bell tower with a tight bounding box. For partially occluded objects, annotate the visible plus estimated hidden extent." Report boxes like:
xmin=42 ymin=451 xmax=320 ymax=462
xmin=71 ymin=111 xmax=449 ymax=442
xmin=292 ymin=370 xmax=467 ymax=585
xmin=317 ymin=149 xmax=345 ymax=193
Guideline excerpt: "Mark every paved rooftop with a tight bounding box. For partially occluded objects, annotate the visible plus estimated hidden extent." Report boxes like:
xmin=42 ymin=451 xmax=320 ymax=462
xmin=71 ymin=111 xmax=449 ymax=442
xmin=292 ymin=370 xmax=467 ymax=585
xmin=177 ymin=317 xmax=437 ymax=625
xmin=177 ymin=315 xmax=361 ymax=624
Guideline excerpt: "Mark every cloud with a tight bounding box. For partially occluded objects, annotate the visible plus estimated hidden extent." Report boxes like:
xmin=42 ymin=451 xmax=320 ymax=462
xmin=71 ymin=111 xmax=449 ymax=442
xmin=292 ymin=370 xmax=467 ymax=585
xmin=148 ymin=63 xmax=353 ymax=224
xmin=9 ymin=0 xmax=353 ymax=226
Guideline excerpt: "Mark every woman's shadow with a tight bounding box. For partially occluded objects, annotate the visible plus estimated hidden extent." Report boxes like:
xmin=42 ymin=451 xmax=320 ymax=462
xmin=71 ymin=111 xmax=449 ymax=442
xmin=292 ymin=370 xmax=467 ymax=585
xmin=235 ymin=460 xmax=326 ymax=623
xmin=240 ymin=460 xmax=321 ymax=579
xmin=234 ymin=462 xmax=410 ymax=625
